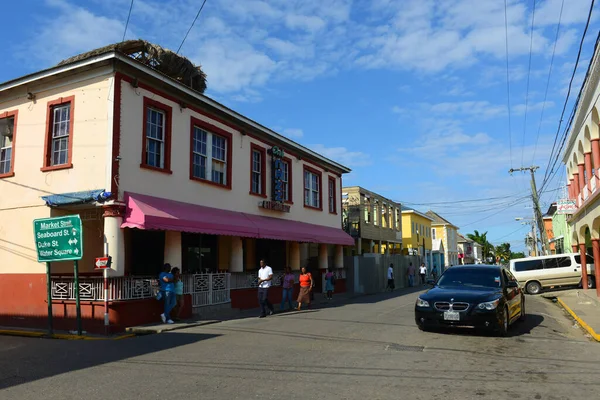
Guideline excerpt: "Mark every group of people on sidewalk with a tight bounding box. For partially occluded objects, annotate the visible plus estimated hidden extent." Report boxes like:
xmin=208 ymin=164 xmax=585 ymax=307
xmin=257 ymin=260 xmax=337 ymax=318
xmin=386 ymin=262 xmax=439 ymax=291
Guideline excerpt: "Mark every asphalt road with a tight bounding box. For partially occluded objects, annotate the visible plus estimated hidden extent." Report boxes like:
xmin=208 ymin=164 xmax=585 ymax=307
xmin=1 ymin=289 xmax=598 ymax=400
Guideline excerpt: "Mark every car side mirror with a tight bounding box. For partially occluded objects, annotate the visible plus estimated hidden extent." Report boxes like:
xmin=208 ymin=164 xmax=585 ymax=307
xmin=426 ymin=279 xmax=436 ymax=286
xmin=506 ymin=281 xmax=518 ymax=288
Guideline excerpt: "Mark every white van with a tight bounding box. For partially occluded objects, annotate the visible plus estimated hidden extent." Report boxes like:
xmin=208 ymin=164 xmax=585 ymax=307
xmin=509 ymin=253 xmax=595 ymax=294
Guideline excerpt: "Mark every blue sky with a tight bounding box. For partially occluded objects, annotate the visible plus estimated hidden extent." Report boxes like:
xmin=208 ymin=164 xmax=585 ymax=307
xmin=1 ymin=0 xmax=599 ymax=253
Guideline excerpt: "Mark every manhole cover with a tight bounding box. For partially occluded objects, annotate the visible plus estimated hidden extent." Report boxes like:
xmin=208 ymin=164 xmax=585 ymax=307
xmin=386 ymin=343 xmax=424 ymax=352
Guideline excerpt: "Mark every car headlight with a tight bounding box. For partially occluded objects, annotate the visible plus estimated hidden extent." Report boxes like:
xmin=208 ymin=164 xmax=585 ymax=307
xmin=416 ymin=297 xmax=430 ymax=307
xmin=477 ymin=299 xmax=500 ymax=310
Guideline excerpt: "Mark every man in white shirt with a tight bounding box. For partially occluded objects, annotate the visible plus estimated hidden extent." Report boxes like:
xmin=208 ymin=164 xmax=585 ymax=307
xmin=386 ymin=263 xmax=395 ymax=291
xmin=257 ymin=259 xmax=274 ymax=318
xmin=419 ymin=263 xmax=427 ymax=285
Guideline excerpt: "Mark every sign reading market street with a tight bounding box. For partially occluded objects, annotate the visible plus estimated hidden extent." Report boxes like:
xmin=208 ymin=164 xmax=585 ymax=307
xmin=33 ymin=215 xmax=84 ymax=262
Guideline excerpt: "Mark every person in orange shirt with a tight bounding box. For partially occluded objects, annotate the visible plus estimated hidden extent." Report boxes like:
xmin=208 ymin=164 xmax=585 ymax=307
xmin=296 ymin=267 xmax=314 ymax=311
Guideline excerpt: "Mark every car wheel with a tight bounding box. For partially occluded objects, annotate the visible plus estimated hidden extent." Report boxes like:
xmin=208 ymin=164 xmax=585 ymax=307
xmin=417 ymin=323 xmax=428 ymax=332
xmin=526 ymin=281 xmax=541 ymax=295
xmin=519 ymin=297 xmax=526 ymax=322
xmin=587 ymin=276 xmax=596 ymax=289
xmin=497 ymin=307 xmax=509 ymax=337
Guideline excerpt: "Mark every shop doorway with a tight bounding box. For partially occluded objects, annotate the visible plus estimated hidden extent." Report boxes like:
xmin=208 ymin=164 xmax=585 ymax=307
xmin=130 ymin=229 xmax=165 ymax=276
xmin=182 ymin=233 xmax=219 ymax=274
xmin=255 ymin=239 xmax=286 ymax=271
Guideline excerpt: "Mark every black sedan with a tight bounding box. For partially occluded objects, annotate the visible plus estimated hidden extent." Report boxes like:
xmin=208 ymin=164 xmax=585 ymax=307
xmin=414 ymin=264 xmax=525 ymax=336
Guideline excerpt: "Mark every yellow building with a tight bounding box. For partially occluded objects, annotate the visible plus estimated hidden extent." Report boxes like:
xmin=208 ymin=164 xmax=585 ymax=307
xmin=426 ymin=211 xmax=460 ymax=267
xmin=401 ymin=207 xmax=434 ymax=265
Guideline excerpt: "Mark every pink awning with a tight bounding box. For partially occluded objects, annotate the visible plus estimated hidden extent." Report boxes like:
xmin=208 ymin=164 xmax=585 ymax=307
xmin=121 ymin=192 xmax=355 ymax=246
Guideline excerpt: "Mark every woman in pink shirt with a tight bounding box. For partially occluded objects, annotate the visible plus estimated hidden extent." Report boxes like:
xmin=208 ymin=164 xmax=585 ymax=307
xmin=280 ymin=267 xmax=295 ymax=311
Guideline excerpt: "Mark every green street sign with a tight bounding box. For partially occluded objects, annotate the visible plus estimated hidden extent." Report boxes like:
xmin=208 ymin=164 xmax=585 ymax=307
xmin=33 ymin=215 xmax=83 ymax=262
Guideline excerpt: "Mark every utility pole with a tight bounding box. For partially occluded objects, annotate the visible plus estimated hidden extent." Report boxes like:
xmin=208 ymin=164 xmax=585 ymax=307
xmin=509 ymin=166 xmax=550 ymax=256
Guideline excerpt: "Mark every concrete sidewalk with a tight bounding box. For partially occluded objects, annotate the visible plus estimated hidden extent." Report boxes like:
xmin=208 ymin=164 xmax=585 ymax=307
xmin=543 ymin=289 xmax=600 ymax=342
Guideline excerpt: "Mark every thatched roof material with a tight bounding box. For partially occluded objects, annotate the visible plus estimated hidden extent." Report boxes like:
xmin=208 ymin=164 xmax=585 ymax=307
xmin=57 ymin=40 xmax=207 ymax=94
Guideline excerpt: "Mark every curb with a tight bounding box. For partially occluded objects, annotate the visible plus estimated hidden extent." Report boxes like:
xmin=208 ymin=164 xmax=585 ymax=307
xmin=0 ymin=329 xmax=136 ymax=341
xmin=125 ymin=319 xmax=221 ymax=335
xmin=556 ymin=297 xmax=600 ymax=342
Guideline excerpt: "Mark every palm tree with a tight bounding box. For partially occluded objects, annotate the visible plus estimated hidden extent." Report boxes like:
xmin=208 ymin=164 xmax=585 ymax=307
xmin=467 ymin=230 xmax=494 ymax=262
xmin=495 ymin=242 xmax=511 ymax=264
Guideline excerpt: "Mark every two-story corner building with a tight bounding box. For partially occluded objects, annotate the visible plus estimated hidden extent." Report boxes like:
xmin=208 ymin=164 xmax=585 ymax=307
xmin=0 ymin=41 xmax=354 ymax=333
xmin=562 ymin=38 xmax=600 ymax=294
xmin=401 ymin=207 xmax=434 ymax=266
xmin=426 ymin=211 xmax=459 ymax=267
xmin=341 ymin=186 xmax=403 ymax=255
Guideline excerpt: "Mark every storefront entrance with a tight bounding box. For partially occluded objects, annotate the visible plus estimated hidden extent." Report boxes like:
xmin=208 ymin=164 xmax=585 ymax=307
xmin=182 ymin=232 xmax=219 ymax=273
xmin=255 ymin=239 xmax=286 ymax=270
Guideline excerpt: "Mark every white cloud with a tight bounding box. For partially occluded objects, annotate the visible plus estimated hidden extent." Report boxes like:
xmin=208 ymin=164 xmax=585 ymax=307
xmin=428 ymin=101 xmax=506 ymax=119
xmin=308 ymin=144 xmax=371 ymax=167
xmin=282 ymin=128 xmax=304 ymax=139
xmin=512 ymin=101 xmax=555 ymax=115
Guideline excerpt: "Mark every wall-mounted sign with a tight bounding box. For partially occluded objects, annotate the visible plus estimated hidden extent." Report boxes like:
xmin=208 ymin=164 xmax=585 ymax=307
xmin=556 ymin=199 xmax=576 ymax=215
xmin=259 ymin=200 xmax=291 ymax=213
xmin=269 ymin=146 xmax=286 ymax=205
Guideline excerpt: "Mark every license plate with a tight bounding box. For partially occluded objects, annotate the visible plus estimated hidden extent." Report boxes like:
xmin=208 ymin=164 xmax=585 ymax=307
xmin=444 ymin=311 xmax=460 ymax=321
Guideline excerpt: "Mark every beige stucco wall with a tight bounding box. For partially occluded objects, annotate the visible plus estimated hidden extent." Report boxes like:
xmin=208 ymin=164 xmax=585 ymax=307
xmin=117 ymin=80 xmax=343 ymax=228
xmin=0 ymin=72 xmax=114 ymax=274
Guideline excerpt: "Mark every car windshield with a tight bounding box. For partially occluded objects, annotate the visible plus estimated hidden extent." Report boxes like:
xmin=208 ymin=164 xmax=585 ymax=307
xmin=437 ymin=268 xmax=502 ymax=289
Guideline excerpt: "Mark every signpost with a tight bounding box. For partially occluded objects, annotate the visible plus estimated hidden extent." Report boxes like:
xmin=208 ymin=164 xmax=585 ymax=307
xmin=33 ymin=215 xmax=84 ymax=335
xmin=95 ymin=256 xmax=112 ymax=335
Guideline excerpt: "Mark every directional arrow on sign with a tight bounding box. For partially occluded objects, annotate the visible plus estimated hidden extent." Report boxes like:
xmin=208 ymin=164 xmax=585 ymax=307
xmin=74 ymin=248 xmax=79 ymax=255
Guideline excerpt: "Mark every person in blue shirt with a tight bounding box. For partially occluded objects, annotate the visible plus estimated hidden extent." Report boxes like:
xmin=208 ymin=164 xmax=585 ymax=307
xmin=158 ymin=263 xmax=176 ymax=324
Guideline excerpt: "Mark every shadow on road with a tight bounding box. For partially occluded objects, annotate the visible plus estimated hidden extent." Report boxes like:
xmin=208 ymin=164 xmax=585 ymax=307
xmin=424 ymin=313 xmax=544 ymax=338
xmin=0 ymin=332 xmax=220 ymax=390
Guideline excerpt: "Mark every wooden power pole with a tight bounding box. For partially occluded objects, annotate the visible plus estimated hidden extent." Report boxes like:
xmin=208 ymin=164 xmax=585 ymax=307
xmin=509 ymin=166 xmax=551 ymax=256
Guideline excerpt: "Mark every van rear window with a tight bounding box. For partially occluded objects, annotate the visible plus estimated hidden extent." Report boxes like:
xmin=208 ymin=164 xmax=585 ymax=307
xmin=514 ymin=259 xmax=543 ymax=272
xmin=575 ymin=254 xmax=595 ymax=264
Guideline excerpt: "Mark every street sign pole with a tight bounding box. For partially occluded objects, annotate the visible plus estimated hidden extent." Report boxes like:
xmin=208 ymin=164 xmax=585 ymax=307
xmin=74 ymin=260 xmax=82 ymax=336
xmin=46 ymin=262 xmax=53 ymax=335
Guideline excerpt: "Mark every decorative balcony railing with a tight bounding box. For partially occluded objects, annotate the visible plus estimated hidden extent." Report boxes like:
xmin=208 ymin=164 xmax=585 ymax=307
xmin=575 ymin=170 xmax=599 ymax=208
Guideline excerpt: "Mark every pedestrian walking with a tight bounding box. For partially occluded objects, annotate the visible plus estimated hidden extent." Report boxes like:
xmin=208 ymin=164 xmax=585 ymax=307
xmin=296 ymin=267 xmax=314 ymax=311
xmin=407 ymin=262 xmax=416 ymax=287
xmin=158 ymin=263 xmax=176 ymax=324
xmin=280 ymin=267 xmax=295 ymax=311
xmin=387 ymin=263 xmax=395 ymax=291
xmin=171 ymin=267 xmax=184 ymax=321
xmin=324 ymin=268 xmax=335 ymax=300
xmin=419 ymin=263 xmax=427 ymax=285
xmin=431 ymin=265 xmax=438 ymax=281
xmin=257 ymin=259 xmax=275 ymax=318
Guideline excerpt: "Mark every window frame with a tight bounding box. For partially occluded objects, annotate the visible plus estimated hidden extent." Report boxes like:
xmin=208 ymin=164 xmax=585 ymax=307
xmin=0 ymin=110 xmax=18 ymax=178
xmin=250 ymin=143 xmax=267 ymax=197
xmin=141 ymin=97 xmax=172 ymax=174
xmin=328 ymin=176 xmax=337 ymax=214
xmin=189 ymin=116 xmax=233 ymax=190
xmin=303 ymin=164 xmax=322 ymax=211
xmin=41 ymin=96 xmax=75 ymax=172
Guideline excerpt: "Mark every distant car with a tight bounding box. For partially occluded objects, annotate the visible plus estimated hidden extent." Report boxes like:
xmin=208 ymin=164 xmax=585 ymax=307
xmin=414 ymin=264 xmax=525 ymax=336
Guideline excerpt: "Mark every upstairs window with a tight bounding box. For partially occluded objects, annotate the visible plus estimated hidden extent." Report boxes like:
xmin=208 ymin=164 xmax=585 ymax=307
xmin=364 ymin=196 xmax=371 ymax=223
xmin=374 ymin=200 xmax=379 ymax=226
xmin=190 ymin=117 xmax=232 ymax=188
xmin=328 ymin=176 xmax=336 ymax=213
xmin=304 ymin=166 xmax=322 ymax=209
xmin=281 ymin=159 xmax=291 ymax=202
xmin=250 ymin=144 xmax=266 ymax=196
xmin=0 ymin=111 xmax=17 ymax=177
xmin=141 ymin=97 xmax=172 ymax=173
xmin=432 ymin=228 xmax=436 ymax=240
xmin=42 ymin=96 xmax=75 ymax=171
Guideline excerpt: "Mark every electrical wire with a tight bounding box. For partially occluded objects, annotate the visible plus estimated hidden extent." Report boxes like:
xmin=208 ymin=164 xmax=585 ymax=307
xmin=521 ymin=0 xmax=537 ymax=166
xmin=531 ymin=0 xmax=564 ymax=164
xmin=122 ymin=0 xmax=135 ymax=42
xmin=504 ymin=0 xmax=514 ymax=169
xmin=176 ymin=0 xmax=209 ymax=54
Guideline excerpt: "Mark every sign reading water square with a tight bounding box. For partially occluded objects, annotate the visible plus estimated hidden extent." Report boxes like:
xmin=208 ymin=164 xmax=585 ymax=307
xmin=33 ymin=215 xmax=83 ymax=262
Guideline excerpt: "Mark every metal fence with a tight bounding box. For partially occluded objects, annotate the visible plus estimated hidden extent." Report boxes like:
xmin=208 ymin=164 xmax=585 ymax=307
xmin=51 ymin=273 xmax=231 ymax=307
xmin=229 ymin=269 xmax=347 ymax=290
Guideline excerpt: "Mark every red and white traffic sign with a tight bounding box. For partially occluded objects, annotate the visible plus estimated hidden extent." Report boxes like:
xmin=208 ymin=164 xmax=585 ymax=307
xmin=95 ymin=256 xmax=111 ymax=269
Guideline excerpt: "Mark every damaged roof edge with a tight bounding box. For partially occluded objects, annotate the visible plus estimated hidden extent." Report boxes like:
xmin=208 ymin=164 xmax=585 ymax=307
xmin=0 ymin=50 xmax=352 ymax=174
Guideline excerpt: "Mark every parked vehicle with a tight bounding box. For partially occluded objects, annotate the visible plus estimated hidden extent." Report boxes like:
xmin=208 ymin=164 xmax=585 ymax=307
xmin=414 ymin=264 xmax=525 ymax=336
xmin=509 ymin=253 xmax=595 ymax=295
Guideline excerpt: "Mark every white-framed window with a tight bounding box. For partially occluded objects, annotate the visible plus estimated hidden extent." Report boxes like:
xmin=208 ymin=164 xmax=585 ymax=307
xmin=0 ymin=116 xmax=14 ymax=174
xmin=432 ymin=228 xmax=436 ymax=240
xmin=364 ymin=196 xmax=371 ymax=223
xmin=374 ymin=200 xmax=379 ymax=226
xmin=281 ymin=160 xmax=290 ymax=201
xmin=51 ymin=104 xmax=71 ymax=166
xmin=192 ymin=126 xmax=228 ymax=185
xmin=328 ymin=177 xmax=336 ymax=213
xmin=382 ymin=203 xmax=387 ymax=228
xmin=395 ymin=209 xmax=400 ymax=231
xmin=146 ymin=107 xmax=165 ymax=169
xmin=304 ymin=169 xmax=320 ymax=208
xmin=251 ymin=150 xmax=262 ymax=194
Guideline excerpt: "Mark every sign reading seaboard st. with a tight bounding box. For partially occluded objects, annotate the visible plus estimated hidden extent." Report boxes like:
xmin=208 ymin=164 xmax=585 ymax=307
xmin=33 ymin=215 xmax=84 ymax=262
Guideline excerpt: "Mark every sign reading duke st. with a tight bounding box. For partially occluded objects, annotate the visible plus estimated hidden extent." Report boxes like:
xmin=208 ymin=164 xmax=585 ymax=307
xmin=33 ymin=215 xmax=84 ymax=262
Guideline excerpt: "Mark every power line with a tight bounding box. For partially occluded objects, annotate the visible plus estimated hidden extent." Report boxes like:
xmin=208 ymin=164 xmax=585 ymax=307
xmin=521 ymin=0 xmax=537 ymax=166
xmin=490 ymin=225 xmax=529 ymax=243
xmin=540 ymin=0 xmax=596 ymax=189
xmin=504 ymin=0 xmax=514 ymax=169
xmin=122 ymin=0 xmax=135 ymax=42
xmin=531 ymin=0 xmax=564 ymax=164
xmin=176 ymin=0 xmax=209 ymax=54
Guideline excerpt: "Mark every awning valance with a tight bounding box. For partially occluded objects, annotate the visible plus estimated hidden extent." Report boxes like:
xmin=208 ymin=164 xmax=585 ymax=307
xmin=42 ymin=189 xmax=110 ymax=206
xmin=121 ymin=192 xmax=355 ymax=246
